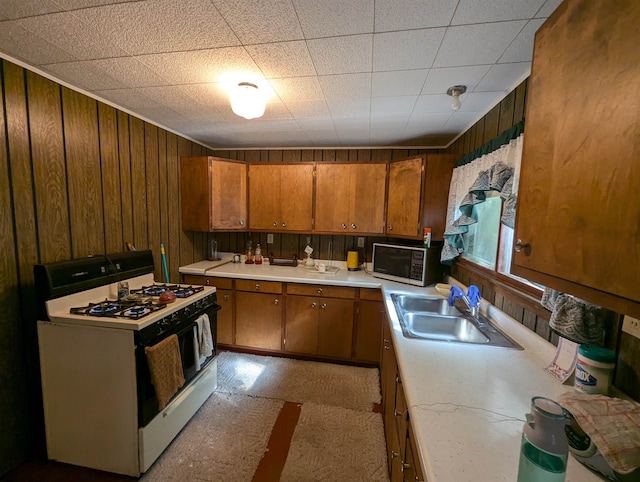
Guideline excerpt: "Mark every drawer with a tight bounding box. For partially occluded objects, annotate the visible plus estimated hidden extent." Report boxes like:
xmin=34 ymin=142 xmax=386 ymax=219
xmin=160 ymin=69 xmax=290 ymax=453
xmin=236 ymin=279 xmax=282 ymax=294
xmin=359 ymin=288 xmax=382 ymax=301
xmin=286 ymin=284 xmax=356 ymax=299
xmin=182 ymin=275 xmax=232 ymax=289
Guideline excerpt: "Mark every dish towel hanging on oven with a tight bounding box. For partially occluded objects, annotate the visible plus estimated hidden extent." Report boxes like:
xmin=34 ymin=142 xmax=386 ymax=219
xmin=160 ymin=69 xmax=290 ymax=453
xmin=144 ymin=334 xmax=185 ymax=410
xmin=193 ymin=314 xmax=213 ymax=371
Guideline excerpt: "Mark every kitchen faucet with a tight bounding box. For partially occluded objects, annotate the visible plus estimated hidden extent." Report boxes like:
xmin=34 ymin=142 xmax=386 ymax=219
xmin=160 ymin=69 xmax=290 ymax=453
xmin=448 ymin=285 xmax=482 ymax=318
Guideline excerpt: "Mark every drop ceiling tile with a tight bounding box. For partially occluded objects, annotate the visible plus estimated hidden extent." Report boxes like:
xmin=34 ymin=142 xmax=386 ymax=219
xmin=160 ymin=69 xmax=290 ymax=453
xmin=94 ymin=88 xmax=158 ymax=109
xmin=372 ymin=70 xmax=429 ymax=97
xmin=270 ymin=77 xmax=325 ymax=102
xmin=179 ymin=83 xmax=230 ymax=107
xmin=44 ymin=61 xmax=127 ymax=90
xmin=370 ymin=129 xmax=406 ymax=145
xmin=246 ymin=41 xmax=315 ymax=79
xmin=284 ymin=100 xmax=331 ymax=119
xmin=452 ymin=0 xmax=546 ymax=24
xmin=337 ymin=129 xmax=370 ymax=145
xmin=370 ymin=114 xmax=409 ymax=129
xmin=535 ymin=0 xmax=564 ymax=18
xmin=0 ymin=0 xmax=62 ymax=21
xmin=213 ymin=0 xmax=303 ymax=44
xmin=374 ymin=0 xmax=457 ymax=31
xmin=307 ymin=35 xmax=372 ymax=75
xmin=498 ymin=18 xmax=545 ymax=63
xmin=137 ymin=47 xmax=262 ymax=85
xmin=75 ymin=0 xmax=240 ymax=55
xmin=295 ymin=117 xmax=335 ymax=131
xmin=414 ymin=94 xmax=458 ymax=114
xmin=406 ymin=112 xmax=452 ymax=130
xmin=458 ymin=91 xmax=506 ymax=111
xmin=421 ymin=65 xmax=492 ymax=95
xmin=373 ymin=28 xmax=446 ymax=71
xmin=475 ymin=62 xmax=530 ymax=92
xmin=444 ymin=111 xmax=484 ymax=130
xmin=293 ymin=0 xmax=374 ymax=38
xmin=54 ymin=0 xmax=136 ymax=8
xmin=16 ymin=11 xmax=128 ymax=60
xmin=82 ymin=57 xmax=169 ymax=88
xmin=0 ymin=22 xmax=78 ymax=64
xmin=433 ymin=21 xmax=527 ymax=67
xmin=137 ymin=85 xmax=203 ymax=112
xmin=318 ymin=73 xmax=371 ymax=100
xmin=371 ymin=96 xmax=417 ymax=116
xmin=332 ymin=116 xmax=370 ymax=130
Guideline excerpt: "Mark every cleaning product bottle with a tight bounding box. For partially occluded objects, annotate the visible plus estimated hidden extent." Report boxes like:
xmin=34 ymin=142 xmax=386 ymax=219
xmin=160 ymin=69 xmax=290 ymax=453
xmin=517 ymin=397 xmax=569 ymax=482
xmin=255 ymin=243 xmax=263 ymax=265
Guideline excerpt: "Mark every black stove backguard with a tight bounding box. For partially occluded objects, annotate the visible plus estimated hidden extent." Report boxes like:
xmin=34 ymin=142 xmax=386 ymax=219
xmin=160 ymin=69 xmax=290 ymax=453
xmin=34 ymin=250 xmax=155 ymax=320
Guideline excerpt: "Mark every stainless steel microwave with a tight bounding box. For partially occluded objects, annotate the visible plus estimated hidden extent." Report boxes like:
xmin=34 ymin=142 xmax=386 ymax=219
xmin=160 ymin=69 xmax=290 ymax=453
xmin=371 ymin=243 xmax=429 ymax=286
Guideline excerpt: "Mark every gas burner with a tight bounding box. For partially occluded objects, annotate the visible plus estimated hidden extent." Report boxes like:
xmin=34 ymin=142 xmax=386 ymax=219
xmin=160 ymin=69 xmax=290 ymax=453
xmin=131 ymin=284 xmax=204 ymax=299
xmin=70 ymin=299 xmax=167 ymax=320
xmin=120 ymin=305 xmax=152 ymax=320
xmin=72 ymin=301 xmax=120 ymax=317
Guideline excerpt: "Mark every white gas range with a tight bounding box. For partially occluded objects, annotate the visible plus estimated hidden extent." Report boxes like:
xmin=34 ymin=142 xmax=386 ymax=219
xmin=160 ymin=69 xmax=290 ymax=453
xmin=35 ymin=251 xmax=221 ymax=476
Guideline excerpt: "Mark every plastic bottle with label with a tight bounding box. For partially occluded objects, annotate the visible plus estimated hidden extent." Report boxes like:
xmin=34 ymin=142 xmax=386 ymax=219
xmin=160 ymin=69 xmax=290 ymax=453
xmin=254 ymin=243 xmax=263 ymax=265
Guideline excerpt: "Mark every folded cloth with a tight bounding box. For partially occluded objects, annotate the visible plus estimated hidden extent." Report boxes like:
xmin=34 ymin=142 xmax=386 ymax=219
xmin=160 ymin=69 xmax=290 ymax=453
xmin=540 ymin=287 xmax=561 ymax=311
xmin=193 ymin=325 xmax=203 ymax=372
xmin=558 ymin=392 xmax=640 ymax=475
xmin=145 ymin=334 xmax=185 ymax=410
xmin=549 ymin=293 xmax=608 ymax=345
xmin=197 ymin=314 xmax=214 ymax=358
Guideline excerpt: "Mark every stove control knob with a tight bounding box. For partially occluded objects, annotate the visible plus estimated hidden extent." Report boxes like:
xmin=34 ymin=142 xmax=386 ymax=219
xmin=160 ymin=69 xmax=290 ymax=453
xmin=170 ymin=313 xmax=180 ymax=323
xmin=160 ymin=318 xmax=171 ymax=329
xmin=184 ymin=307 xmax=191 ymax=318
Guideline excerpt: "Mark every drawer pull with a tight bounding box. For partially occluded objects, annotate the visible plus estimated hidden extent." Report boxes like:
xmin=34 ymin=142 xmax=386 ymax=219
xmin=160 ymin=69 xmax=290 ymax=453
xmin=223 ymin=295 xmax=229 ymax=301
xmin=239 ymin=220 xmax=245 ymax=226
xmin=320 ymin=303 xmax=327 ymax=309
xmin=273 ymin=221 xmax=278 ymax=227
xmin=317 ymin=287 xmax=323 ymax=294
xmin=274 ymin=299 xmax=279 ymax=305
xmin=311 ymin=302 xmax=317 ymax=308
xmin=205 ymin=279 xmax=210 ymax=285
xmin=255 ymin=284 xmax=260 ymax=290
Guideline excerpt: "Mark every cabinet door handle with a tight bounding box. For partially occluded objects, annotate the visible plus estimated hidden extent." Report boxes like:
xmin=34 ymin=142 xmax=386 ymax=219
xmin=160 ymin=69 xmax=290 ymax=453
xmin=239 ymin=220 xmax=245 ymax=226
xmin=394 ymin=409 xmax=402 ymax=417
xmin=320 ymin=303 xmax=327 ymax=309
xmin=514 ymin=239 xmax=531 ymax=254
xmin=317 ymin=287 xmax=323 ymax=294
xmin=391 ymin=451 xmax=399 ymax=459
xmin=401 ymin=462 xmax=411 ymax=472
xmin=223 ymin=295 xmax=229 ymax=301
xmin=282 ymin=222 xmax=287 ymax=227
xmin=311 ymin=302 xmax=317 ymax=308
xmin=255 ymin=283 xmax=261 ymax=290
xmin=274 ymin=299 xmax=279 ymax=305
xmin=351 ymin=223 xmax=356 ymax=229
xmin=205 ymin=279 xmax=211 ymax=285
xmin=273 ymin=221 xmax=278 ymax=227
xmin=341 ymin=223 xmax=347 ymax=229
xmin=387 ymin=225 xmax=393 ymax=230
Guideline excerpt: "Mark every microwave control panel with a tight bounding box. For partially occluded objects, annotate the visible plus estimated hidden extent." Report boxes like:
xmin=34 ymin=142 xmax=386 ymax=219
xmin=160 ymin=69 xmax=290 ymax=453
xmin=410 ymin=251 xmax=425 ymax=280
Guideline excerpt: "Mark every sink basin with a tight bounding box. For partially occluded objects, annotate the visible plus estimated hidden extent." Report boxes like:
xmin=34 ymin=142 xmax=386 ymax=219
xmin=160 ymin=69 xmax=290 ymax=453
xmin=391 ymin=294 xmax=460 ymax=316
xmin=401 ymin=312 xmax=489 ymax=343
xmin=391 ymin=293 xmax=522 ymax=349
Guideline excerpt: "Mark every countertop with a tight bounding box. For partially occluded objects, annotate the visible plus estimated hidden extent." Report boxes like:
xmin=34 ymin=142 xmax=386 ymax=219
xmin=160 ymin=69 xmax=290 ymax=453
xmin=179 ymin=259 xmax=604 ymax=481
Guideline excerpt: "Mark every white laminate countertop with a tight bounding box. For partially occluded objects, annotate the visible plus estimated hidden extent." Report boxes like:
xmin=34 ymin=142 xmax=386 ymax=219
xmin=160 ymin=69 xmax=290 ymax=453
xmin=179 ymin=260 xmax=605 ymax=481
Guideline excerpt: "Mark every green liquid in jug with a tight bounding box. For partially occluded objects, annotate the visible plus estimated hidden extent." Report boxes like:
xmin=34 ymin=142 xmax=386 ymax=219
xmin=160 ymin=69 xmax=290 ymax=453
xmin=517 ymin=434 xmax=567 ymax=482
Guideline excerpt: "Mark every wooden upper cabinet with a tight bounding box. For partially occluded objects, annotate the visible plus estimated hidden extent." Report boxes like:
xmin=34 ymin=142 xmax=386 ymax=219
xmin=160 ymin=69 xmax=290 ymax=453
xmin=511 ymin=0 xmax=640 ymax=317
xmin=180 ymin=156 xmax=247 ymax=232
xmin=249 ymin=163 xmax=313 ymax=231
xmin=386 ymin=156 xmax=424 ymax=238
xmin=315 ymin=163 xmax=386 ymax=234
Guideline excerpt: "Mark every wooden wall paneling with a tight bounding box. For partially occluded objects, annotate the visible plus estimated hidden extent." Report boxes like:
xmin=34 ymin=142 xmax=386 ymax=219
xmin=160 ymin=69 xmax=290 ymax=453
xmin=158 ymin=129 xmax=170 ymax=282
xmin=0 ymin=60 xmax=32 ymax=474
xmin=282 ymin=150 xmax=301 ymax=162
xmin=482 ymin=105 xmax=500 ymax=144
xmin=128 ymin=117 xmax=148 ymax=251
xmin=498 ymin=89 xmax=516 ymax=134
xmin=391 ymin=149 xmax=410 ymax=160
xmin=278 ymin=233 xmax=295 ymax=258
xmin=166 ymin=132 xmax=181 ymax=282
xmin=513 ymin=80 xmax=528 ymax=123
xmin=522 ymin=311 xmax=537 ymax=331
xmin=177 ymin=137 xmax=194 ymax=267
xmin=334 ymin=149 xmax=349 ymax=162
xmin=117 ymin=111 xmax=134 ymax=248
xmin=245 ymin=150 xmax=260 ymax=163
xmin=268 ymin=150 xmax=283 ymax=163
xmin=372 ymin=149 xmax=392 ymax=161
xmin=300 ymin=149 xmax=315 ymax=162
xmin=357 ymin=149 xmax=371 ymax=162
xmin=97 ymin=103 xmax=123 ymax=254
xmin=144 ymin=123 xmax=161 ymax=279
xmin=25 ymin=71 xmax=70 ymax=263
xmin=473 ymin=118 xmax=485 ymax=150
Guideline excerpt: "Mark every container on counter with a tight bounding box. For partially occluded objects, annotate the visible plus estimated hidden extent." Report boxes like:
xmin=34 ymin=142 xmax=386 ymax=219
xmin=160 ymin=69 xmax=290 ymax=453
xmin=254 ymin=244 xmax=263 ymax=265
xmin=347 ymin=251 xmax=359 ymax=271
xmin=517 ymin=396 xmax=569 ymax=482
xmin=423 ymin=227 xmax=431 ymax=248
xmin=574 ymin=345 xmax=616 ymax=395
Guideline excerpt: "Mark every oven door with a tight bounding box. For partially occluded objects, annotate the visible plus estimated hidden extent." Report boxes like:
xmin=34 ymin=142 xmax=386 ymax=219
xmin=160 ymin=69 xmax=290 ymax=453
xmin=136 ymin=308 xmax=218 ymax=428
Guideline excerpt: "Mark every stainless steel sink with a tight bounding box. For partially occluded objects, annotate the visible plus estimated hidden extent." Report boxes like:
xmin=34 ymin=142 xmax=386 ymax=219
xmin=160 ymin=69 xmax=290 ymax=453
xmin=391 ymin=294 xmax=522 ymax=349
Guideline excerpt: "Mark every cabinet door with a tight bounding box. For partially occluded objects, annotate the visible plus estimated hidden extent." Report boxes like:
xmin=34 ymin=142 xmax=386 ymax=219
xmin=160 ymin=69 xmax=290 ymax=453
xmin=354 ymin=299 xmax=384 ymax=363
xmin=248 ymin=164 xmax=281 ymax=230
xmin=404 ymin=423 xmax=425 ymax=482
xmin=284 ymin=295 xmax=319 ymax=355
xmin=235 ymin=291 xmax=282 ymax=350
xmin=315 ymin=163 xmax=351 ymax=232
xmin=511 ymin=0 xmax=640 ymax=314
xmin=216 ymin=288 xmax=234 ymax=345
xmin=350 ymin=163 xmax=386 ymax=234
xmin=387 ymin=157 xmax=423 ymax=238
xmin=211 ymin=160 xmax=247 ymax=230
xmin=317 ymin=298 xmax=354 ymax=359
xmin=180 ymin=156 xmax=211 ymax=232
xmin=280 ymin=164 xmax=314 ymax=231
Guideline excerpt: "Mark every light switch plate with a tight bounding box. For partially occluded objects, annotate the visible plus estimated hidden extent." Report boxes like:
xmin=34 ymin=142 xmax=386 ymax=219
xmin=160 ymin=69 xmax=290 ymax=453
xmin=357 ymin=237 xmax=365 ymax=247
xmin=267 ymin=233 xmax=274 ymax=244
xmin=622 ymin=315 xmax=640 ymax=339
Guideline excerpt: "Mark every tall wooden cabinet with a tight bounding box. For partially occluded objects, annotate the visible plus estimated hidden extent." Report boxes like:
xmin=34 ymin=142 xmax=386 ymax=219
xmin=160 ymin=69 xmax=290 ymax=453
xmin=180 ymin=157 xmax=247 ymax=231
xmin=511 ymin=0 xmax=640 ymax=317
xmin=386 ymin=156 xmax=424 ymax=238
xmin=315 ymin=163 xmax=387 ymax=234
xmin=248 ymin=163 xmax=314 ymax=232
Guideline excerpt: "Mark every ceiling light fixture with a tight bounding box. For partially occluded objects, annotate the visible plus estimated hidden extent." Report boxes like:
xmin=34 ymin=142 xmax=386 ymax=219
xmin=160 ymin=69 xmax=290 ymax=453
xmin=229 ymin=82 xmax=266 ymax=119
xmin=447 ymin=85 xmax=467 ymax=111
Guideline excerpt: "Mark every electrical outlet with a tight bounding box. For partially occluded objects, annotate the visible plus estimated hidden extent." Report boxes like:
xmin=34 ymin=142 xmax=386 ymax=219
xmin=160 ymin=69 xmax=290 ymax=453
xmin=267 ymin=233 xmax=274 ymax=244
xmin=357 ymin=237 xmax=365 ymax=248
xmin=622 ymin=315 xmax=640 ymax=339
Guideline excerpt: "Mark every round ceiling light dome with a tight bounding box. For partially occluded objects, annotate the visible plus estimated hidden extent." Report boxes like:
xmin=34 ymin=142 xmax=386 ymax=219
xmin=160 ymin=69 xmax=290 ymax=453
xmin=229 ymin=82 xmax=266 ymax=120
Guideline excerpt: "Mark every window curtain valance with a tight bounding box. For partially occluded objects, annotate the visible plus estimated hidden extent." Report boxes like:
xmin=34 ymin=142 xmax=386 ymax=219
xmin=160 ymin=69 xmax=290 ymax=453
xmin=441 ymin=123 xmax=524 ymax=264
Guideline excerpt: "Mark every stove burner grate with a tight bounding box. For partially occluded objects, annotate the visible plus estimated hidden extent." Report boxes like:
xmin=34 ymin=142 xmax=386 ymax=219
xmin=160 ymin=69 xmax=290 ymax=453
xmin=131 ymin=284 xmax=204 ymax=299
xmin=70 ymin=299 xmax=167 ymax=320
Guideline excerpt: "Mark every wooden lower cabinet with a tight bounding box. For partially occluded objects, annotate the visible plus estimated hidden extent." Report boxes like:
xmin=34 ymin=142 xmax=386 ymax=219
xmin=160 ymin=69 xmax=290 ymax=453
xmin=382 ymin=321 xmax=426 ymax=481
xmin=284 ymin=293 xmax=354 ymax=359
xmin=181 ymin=275 xmax=234 ymax=346
xmin=235 ymin=291 xmax=283 ymax=350
xmin=354 ymin=288 xmax=385 ymax=363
